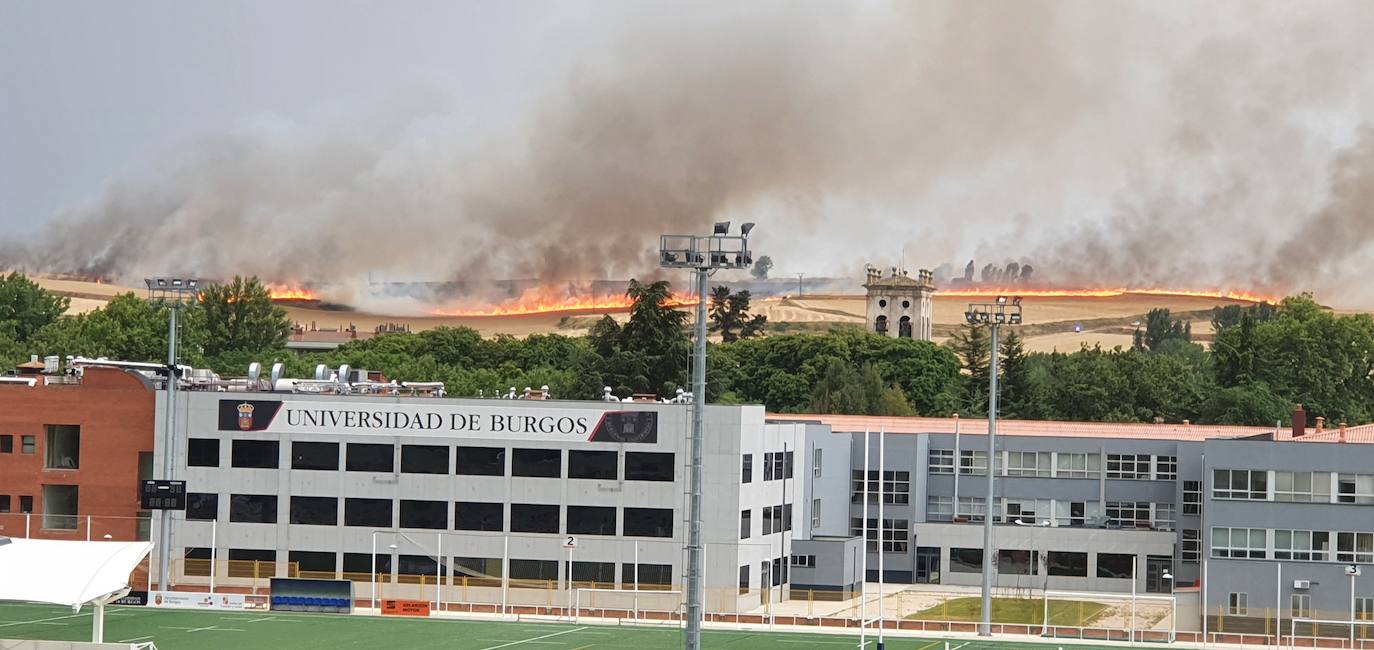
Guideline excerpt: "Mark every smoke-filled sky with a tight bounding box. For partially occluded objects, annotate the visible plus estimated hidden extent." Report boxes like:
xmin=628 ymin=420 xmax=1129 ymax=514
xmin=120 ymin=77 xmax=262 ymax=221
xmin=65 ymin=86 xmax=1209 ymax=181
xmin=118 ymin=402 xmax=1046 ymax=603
xmin=5 ymin=0 xmax=1374 ymax=307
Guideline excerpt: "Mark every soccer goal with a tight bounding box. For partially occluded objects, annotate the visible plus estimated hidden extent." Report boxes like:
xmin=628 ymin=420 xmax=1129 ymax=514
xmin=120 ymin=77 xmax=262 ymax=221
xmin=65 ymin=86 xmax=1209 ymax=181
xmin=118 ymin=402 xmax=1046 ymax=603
xmin=1288 ymin=617 xmax=1374 ymax=649
xmin=573 ymin=587 xmax=685 ymax=626
xmin=1040 ymin=590 xmax=1177 ymax=643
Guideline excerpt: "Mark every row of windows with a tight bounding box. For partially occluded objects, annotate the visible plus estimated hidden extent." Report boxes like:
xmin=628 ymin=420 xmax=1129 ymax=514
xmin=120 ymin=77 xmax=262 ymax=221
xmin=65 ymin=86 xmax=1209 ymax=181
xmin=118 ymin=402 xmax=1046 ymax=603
xmin=184 ymin=548 xmax=674 ymax=585
xmin=927 ymin=450 xmax=1176 ymax=480
xmin=1213 ymin=469 xmax=1374 ymax=504
xmin=188 ymin=494 xmax=674 ymax=537
xmin=1225 ymin=592 xmax=1374 ymax=618
xmin=1212 ymin=527 xmax=1374 ymax=563
xmin=849 ymin=517 xmax=910 ymax=553
xmin=739 ymin=504 xmax=794 ymax=539
xmin=925 ymin=496 xmax=1176 ymax=530
xmin=188 ymin=440 xmax=674 ymax=481
xmin=849 ymin=470 xmax=911 ymax=504
xmin=0 ymin=494 xmax=34 ymax=513
xmin=739 ymin=556 xmax=791 ymax=590
xmin=949 ymin=549 xmax=1141 ymax=578
xmin=0 ymin=434 xmax=36 ymax=455
xmin=741 ymin=451 xmax=795 ymax=484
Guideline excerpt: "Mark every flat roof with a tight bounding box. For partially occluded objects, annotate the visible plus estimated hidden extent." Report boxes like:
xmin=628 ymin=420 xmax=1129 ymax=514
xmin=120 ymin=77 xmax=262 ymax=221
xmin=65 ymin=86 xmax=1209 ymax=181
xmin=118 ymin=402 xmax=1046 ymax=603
xmin=769 ymin=413 xmax=1281 ymax=442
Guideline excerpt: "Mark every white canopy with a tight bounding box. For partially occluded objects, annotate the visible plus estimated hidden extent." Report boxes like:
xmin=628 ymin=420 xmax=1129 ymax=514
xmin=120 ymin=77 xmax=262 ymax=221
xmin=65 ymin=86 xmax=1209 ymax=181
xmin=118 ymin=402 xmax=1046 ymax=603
xmin=0 ymin=538 xmax=153 ymax=609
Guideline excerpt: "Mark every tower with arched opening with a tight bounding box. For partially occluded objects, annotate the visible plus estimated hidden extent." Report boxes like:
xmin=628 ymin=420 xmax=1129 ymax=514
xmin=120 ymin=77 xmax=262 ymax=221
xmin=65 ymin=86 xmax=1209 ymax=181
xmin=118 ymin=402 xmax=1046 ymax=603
xmin=863 ymin=264 xmax=935 ymax=341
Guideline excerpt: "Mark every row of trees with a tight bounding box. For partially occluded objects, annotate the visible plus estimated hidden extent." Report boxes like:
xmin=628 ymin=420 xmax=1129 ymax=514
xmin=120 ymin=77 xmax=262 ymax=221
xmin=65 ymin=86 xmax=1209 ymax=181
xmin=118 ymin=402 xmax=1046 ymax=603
xmin=3 ymin=271 xmax=1371 ymax=426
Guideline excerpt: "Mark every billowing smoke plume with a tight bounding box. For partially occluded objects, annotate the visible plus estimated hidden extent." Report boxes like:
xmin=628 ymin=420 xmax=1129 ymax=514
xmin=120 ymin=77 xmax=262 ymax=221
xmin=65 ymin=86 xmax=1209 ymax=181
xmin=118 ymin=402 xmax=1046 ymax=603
xmin=7 ymin=1 xmax=1374 ymax=308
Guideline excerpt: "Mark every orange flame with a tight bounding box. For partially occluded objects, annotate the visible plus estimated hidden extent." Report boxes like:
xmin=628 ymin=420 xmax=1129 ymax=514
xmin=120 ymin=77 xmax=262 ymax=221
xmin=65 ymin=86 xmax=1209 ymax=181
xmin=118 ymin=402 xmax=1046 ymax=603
xmin=266 ymin=283 xmax=318 ymax=301
xmin=937 ymin=287 xmax=1278 ymax=303
xmin=432 ymin=291 xmax=694 ymax=317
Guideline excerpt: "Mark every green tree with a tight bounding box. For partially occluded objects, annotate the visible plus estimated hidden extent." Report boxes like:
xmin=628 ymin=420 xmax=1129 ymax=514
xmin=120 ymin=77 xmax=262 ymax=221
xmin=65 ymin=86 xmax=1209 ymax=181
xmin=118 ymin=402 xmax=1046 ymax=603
xmin=946 ymin=324 xmax=991 ymax=415
xmin=808 ymin=358 xmax=914 ymax=415
xmin=998 ymin=330 xmax=1030 ymax=419
xmin=750 ymin=255 xmax=773 ymax=280
xmin=708 ymin=286 xmax=766 ymax=342
xmin=0 ymin=272 xmax=69 ymax=341
xmin=1144 ymin=308 xmax=1191 ymax=351
xmin=30 ymin=293 xmax=205 ymax=364
xmin=199 ymin=276 xmax=291 ymax=358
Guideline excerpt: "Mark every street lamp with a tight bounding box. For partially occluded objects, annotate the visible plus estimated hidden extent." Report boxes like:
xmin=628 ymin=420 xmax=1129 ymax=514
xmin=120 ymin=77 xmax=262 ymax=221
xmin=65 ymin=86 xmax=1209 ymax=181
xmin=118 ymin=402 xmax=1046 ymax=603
xmin=965 ymin=297 xmax=1024 ymax=637
xmin=144 ymin=277 xmax=200 ymax=592
xmin=659 ymin=223 xmax=757 ymax=650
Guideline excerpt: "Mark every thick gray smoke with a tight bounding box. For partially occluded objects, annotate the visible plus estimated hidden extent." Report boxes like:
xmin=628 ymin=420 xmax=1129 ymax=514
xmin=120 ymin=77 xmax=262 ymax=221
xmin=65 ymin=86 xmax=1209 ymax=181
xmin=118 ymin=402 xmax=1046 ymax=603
xmin=8 ymin=1 xmax=1374 ymax=308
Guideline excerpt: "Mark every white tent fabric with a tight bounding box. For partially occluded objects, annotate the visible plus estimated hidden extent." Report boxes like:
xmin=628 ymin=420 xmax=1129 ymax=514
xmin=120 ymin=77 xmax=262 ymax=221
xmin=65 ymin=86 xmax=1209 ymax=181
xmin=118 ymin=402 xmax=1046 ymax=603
xmin=0 ymin=538 xmax=153 ymax=609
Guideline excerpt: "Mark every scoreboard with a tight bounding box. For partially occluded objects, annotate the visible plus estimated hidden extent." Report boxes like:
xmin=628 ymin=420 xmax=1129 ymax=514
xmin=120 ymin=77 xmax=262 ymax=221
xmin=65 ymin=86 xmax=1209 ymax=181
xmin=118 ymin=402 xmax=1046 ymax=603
xmin=140 ymin=479 xmax=187 ymax=510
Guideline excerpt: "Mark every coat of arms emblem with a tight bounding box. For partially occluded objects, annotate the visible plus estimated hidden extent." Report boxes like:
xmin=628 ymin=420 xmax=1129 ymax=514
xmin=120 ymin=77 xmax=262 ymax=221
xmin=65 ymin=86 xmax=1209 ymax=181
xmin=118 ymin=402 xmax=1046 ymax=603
xmin=237 ymin=402 xmax=255 ymax=430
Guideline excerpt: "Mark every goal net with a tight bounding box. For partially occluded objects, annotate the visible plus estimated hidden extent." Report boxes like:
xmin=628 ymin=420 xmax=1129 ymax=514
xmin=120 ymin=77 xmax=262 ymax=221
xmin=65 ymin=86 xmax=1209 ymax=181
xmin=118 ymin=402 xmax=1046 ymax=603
xmin=1041 ymin=590 xmax=1177 ymax=642
xmin=573 ymin=587 xmax=684 ymax=625
xmin=1288 ymin=617 xmax=1374 ymax=649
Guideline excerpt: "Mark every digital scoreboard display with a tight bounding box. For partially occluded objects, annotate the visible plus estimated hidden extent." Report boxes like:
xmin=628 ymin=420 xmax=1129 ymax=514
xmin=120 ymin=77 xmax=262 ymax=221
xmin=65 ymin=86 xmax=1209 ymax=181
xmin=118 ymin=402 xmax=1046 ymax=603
xmin=140 ymin=479 xmax=187 ymax=510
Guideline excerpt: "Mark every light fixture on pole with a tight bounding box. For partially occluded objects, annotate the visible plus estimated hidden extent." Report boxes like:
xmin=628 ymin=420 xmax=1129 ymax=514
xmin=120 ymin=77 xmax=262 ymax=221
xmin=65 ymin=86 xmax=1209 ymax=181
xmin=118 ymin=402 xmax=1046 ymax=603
xmin=659 ymin=224 xmax=757 ymax=650
xmin=144 ymin=277 xmax=200 ymax=592
xmin=965 ymin=296 xmax=1024 ymax=637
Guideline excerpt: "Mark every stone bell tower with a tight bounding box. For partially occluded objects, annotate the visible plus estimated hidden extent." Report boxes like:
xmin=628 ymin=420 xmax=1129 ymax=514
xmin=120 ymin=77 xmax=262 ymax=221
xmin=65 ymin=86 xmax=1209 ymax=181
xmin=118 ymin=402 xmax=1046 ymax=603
xmin=863 ymin=264 xmax=935 ymax=341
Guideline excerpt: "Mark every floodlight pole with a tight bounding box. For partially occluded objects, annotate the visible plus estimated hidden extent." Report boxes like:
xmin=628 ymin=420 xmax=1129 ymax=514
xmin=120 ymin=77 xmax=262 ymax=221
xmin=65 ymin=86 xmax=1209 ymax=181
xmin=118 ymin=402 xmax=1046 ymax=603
xmin=158 ymin=302 xmax=177 ymax=591
xmin=980 ymin=319 xmax=998 ymax=637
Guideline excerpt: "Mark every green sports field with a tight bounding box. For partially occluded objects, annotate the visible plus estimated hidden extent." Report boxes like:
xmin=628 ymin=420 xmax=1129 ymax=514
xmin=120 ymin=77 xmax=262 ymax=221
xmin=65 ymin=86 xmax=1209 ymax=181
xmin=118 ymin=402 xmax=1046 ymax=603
xmin=0 ymin=602 xmax=1135 ymax=650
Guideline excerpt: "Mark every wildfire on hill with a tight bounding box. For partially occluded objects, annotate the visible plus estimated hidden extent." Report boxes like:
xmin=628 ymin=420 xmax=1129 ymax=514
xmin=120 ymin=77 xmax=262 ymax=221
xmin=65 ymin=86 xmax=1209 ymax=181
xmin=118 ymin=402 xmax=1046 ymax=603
xmin=266 ymin=283 xmax=318 ymax=301
xmin=937 ymin=287 xmax=1278 ymax=303
xmin=431 ymin=291 xmax=695 ymax=317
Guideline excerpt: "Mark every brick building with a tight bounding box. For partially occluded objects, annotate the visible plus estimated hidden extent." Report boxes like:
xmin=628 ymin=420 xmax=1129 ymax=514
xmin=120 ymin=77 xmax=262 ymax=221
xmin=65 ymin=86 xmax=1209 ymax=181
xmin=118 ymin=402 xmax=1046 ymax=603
xmin=0 ymin=363 xmax=156 ymax=541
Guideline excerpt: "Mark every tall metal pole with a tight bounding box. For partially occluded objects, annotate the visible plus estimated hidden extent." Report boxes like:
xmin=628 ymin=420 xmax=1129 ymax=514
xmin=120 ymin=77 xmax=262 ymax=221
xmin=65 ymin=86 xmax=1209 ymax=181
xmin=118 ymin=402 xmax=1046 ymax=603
xmin=158 ymin=304 xmax=178 ymax=590
xmin=980 ymin=322 xmax=1000 ymax=636
xmin=685 ymin=267 xmax=708 ymax=650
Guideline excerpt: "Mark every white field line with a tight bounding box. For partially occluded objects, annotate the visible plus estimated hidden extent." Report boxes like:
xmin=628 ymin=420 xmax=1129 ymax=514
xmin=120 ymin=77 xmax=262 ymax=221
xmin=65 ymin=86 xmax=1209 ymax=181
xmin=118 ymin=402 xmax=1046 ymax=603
xmin=480 ymin=626 xmax=589 ymax=649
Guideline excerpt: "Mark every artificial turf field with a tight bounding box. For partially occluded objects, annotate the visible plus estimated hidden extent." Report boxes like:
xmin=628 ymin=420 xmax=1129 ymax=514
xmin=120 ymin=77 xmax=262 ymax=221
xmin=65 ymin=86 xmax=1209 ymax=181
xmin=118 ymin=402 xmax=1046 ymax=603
xmin=0 ymin=602 xmax=1133 ymax=650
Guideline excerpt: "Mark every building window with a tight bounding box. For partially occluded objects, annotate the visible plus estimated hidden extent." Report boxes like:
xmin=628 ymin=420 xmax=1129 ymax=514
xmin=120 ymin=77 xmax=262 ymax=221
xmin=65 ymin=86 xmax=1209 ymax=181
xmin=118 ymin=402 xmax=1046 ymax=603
xmin=1096 ymin=553 xmax=1135 ymax=579
xmin=790 ymin=554 xmax=817 ymax=568
xmin=811 ymin=498 xmax=821 ymax=529
xmin=1153 ymin=503 xmax=1176 ymax=531
xmin=570 ymin=561 xmax=616 ymax=586
xmin=187 ymin=438 xmax=220 ymax=467
xmin=850 ymin=470 xmax=910 ymax=504
xmin=346 ymin=443 xmax=393 ymax=472
xmin=510 ymin=503 xmax=559 ymax=533
xmin=763 ymin=451 xmax=791 ymax=481
xmin=785 ymin=450 xmax=794 ymax=479
xmin=1357 ymin=598 xmax=1374 ymax=621
xmin=739 ymin=566 xmax=750 ymax=594
xmin=566 ymin=506 xmax=616 ymax=536
xmin=512 ymin=448 xmax=561 ymax=478
xmin=227 ymin=549 xmax=276 ymax=578
xmin=1274 ymin=529 xmax=1330 ymax=562
xmin=1337 ymin=474 xmax=1374 ymax=505
xmin=741 ymin=454 xmax=752 ymax=483
xmin=950 ymin=548 xmax=983 ymax=573
xmin=568 ymin=450 xmax=617 ymax=480
xmin=397 ymin=555 xmax=440 ymax=583
xmin=0 ymin=495 xmax=9 ymax=513
xmin=19 ymin=495 xmax=33 ymax=513
xmin=1006 ymin=451 xmax=1052 ymax=477
xmin=1212 ymin=527 xmax=1267 ymax=559
xmin=624 ymin=452 xmax=674 ymax=481
xmin=1182 ymin=529 xmax=1201 ymax=564
xmin=1005 ymin=499 xmax=1050 ymax=525
xmin=1054 ymin=452 xmax=1101 ymax=478
xmin=399 ymin=500 xmax=448 ymax=529
xmin=1183 ymin=480 xmax=1202 ymax=516
xmin=509 ymin=559 xmax=559 ymax=582
xmin=1213 ymin=469 xmax=1267 ymax=500
xmin=813 ymin=448 xmax=823 ymax=477
xmin=454 ymin=502 xmax=503 ymax=531
xmin=41 ymin=484 xmax=78 ymax=530
xmin=926 ymin=495 xmax=953 ymax=522
xmin=290 ymin=551 xmax=337 ymax=575
xmin=1291 ymin=594 xmax=1311 ymax=618
xmin=928 ymin=449 xmax=954 ymax=474
xmin=43 ymin=425 xmax=80 ymax=469
xmin=1107 ymin=454 xmax=1150 ymax=480
xmin=1337 ymin=532 xmax=1374 ymax=563
xmin=1047 ymin=551 xmax=1089 ymax=577
xmin=1154 ymin=456 xmax=1177 ymax=480
xmin=291 ymin=442 xmax=339 ymax=471
xmin=229 ymin=494 xmax=278 ymax=524
xmin=1106 ymin=501 xmax=1150 ymax=528
xmin=1228 ymin=592 xmax=1248 ymax=616
xmin=400 ymin=445 xmax=449 ymax=474
xmin=186 ymin=493 xmax=218 ymax=521
xmin=289 ymin=496 xmax=338 ymax=525
xmin=1274 ymin=471 xmax=1331 ymax=503
xmin=342 ymin=552 xmax=389 ymax=577
xmin=21 ymin=435 xmax=36 ymax=454
xmin=623 ymin=507 xmax=673 ymax=538
xmin=455 ymin=446 xmax=503 ymax=476
xmin=959 ymin=450 xmax=988 ymax=476
xmin=231 ymin=440 xmax=279 ymax=469
xmin=0 ymin=434 xmax=11 ymax=453
xmin=849 ymin=517 xmax=909 ymax=552
xmin=740 ymin=509 xmax=751 ymax=539
xmin=182 ymin=547 xmax=212 ymax=577
xmin=623 ymin=563 xmax=673 ymax=588
xmin=957 ymin=496 xmax=1002 ymax=522
xmin=998 ymin=549 xmax=1038 ymax=576
xmin=453 ymin=557 xmax=502 ymax=587
xmin=344 ymin=498 xmax=392 ymax=527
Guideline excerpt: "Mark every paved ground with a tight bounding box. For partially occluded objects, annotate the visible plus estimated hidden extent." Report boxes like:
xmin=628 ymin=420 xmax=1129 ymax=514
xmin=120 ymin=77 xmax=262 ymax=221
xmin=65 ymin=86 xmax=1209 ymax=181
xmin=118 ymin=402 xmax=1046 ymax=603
xmin=0 ymin=601 xmax=1141 ymax=650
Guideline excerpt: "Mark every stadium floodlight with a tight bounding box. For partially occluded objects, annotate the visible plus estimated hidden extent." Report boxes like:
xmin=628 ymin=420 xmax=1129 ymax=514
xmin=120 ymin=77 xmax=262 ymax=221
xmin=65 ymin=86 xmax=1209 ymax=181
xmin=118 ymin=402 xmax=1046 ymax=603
xmin=965 ymin=298 xmax=1025 ymax=637
xmin=144 ymin=277 xmax=201 ymax=593
xmin=1012 ymin=296 xmax=1023 ymax=306
xmin=740 ymin=222 xmax=755 ymax=238
xmin=659 ymin=224 xmax=759 ymax=650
